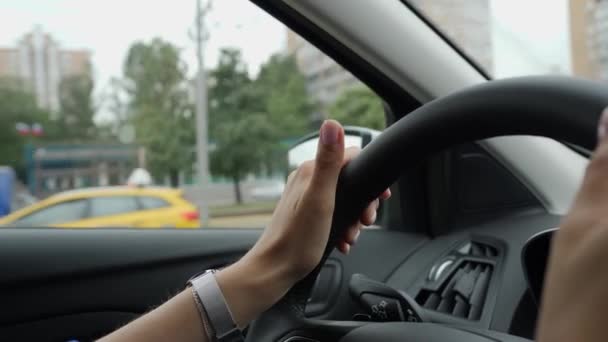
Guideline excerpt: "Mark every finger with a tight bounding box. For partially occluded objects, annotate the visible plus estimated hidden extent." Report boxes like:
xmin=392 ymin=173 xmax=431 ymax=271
xmin=310 ymin=120 xmax=345 ymax=195
xmin=337 ymin=241 xmax=351 ymax=254
xmin=343 ymin=225 xmax=361 ymax=245
xmin=341 ymin=146 xmax=361 ymax=167
xmin=380 ymin=188 xmax=391 ymax=200
xmin=598 ymin=108 xmax=608 ymax=146
xmin=360 ymin=199 xmax=379 ymax=226
xmin=578 ymin=108 xmax=608 ymax=205
xmin=286 ymin=169 xmax=298 ymax=186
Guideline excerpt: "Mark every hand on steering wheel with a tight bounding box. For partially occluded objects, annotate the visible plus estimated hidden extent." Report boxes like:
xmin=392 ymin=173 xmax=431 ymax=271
xmin=537 ymin=109 xmax=608 ymax=342
xmin=101 ymin=77 xmax=608 ymax=342
xmin=216 ymin=120 xmax=390 ymax=328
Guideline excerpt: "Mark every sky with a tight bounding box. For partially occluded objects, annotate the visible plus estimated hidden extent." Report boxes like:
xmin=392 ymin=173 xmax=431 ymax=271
xmin=491 ymin=0 xmax=570 ymax=76
xmin=0 ymin=0 xmax=571 ymax=119
xmin=0 ymin=0 xmax=285 ymax=121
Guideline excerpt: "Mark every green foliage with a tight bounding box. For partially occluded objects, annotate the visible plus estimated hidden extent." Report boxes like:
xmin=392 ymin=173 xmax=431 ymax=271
xmin=210 ymin=114 xmax=275 ymax=178
xmin=207 ymin=50 xmax=313 ymax=201
xmin=329 ymin=86 xmax=385 ymax=130
xmin=253 ymin=54 xmax=314 ymax=176
xmin=207 ymin=49 xmax=263 ymax=201
xmin=253 ymin=54 xmax=313 ymax=139
xmin=58 ymin=74 xmax=97 ymax=140
xmin=208 ymin=48 xmax=257 ymax=140
xmin=121 ymin=38 xmax=195 ymax=184
xmin=0 ymin=78 xmax=54 ymax=177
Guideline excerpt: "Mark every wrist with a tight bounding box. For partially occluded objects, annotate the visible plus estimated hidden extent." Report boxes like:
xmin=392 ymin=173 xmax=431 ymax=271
xmin=215 ymin=250 xmax=295 ymax=328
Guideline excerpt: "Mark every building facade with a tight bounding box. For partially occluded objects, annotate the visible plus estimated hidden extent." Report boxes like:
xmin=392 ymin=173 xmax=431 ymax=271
xmin=570 ymin=0 xmax=608 ymax=80
xmin=409 ymin=0 xmax=493 ymax=73
xmin=286 ymin=0 xmax=492 ymax=119
xmin=0 ymin=27 xmax=91 ymax=112
xmin=286 ymin=30 xmax=360 ymax=119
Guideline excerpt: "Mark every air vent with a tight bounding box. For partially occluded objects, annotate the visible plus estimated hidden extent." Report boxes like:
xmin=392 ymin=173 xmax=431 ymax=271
xmin=416 ymin=261 xmax=492 ymax=320
xmin=458 ymin=241 xmax=498 ymax=258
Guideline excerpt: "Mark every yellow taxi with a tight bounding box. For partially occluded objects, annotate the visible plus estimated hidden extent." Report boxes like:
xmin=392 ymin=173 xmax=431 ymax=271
xmin=0 ymin=186 xmax=201 ymax=228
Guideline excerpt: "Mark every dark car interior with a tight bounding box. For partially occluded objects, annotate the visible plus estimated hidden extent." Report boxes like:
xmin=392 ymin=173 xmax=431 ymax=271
xmin=0 ymin=146 xmax=560 ymax=341
xmin=0 ymin=1 xmax=603 ymax=341
xmin=3 ymin=73 xmax=596 ymax=341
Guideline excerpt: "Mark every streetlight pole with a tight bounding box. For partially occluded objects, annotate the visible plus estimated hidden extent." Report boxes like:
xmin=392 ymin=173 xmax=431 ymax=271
xmin=194 ymin=0 xmax=211 ymax=225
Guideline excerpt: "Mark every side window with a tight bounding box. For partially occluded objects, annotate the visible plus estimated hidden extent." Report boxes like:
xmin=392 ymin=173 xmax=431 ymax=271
xmin=286 ymin=30 xmax=385 ymax=129
xmin=89 ymin=197 xmax=139 ymax=218
xmin=1 ymin=2 xmax=384 ymax=229
xmin=139 ymin=196 xmax=170 ymax=210
xmin=15 ymin=200 xmax=87 ymax=226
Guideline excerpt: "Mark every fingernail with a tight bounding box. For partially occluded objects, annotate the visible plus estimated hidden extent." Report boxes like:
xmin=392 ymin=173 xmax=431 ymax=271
xmin=320 ymin=120 xmax=340 ymax=145
xmin=599 ymin=108 xmax=608 ymax=142
xmin=370 ymin=211 xmax=377 ymax=224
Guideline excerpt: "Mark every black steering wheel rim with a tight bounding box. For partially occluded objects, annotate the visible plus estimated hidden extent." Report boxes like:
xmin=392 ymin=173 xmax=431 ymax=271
xmin=246 ymin=76 xmax=608 ymax=341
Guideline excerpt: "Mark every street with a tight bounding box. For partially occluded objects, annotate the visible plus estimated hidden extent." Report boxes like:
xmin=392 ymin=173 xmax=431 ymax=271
xmin=208 ymin=212 xmax=273 ymax=228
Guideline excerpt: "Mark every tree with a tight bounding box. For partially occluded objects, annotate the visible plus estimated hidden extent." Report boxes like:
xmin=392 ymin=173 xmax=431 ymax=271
xmin=58 ymin=74 xmax=97 ymax=140
xmin=0 ymin=78 xmax=54 ymax=179
xmin=210 ymin=114 xmax=274 ymax=203
xmin=254 ymin=54 xmax=313 ymax=139
xmin=250 ymin=54 xmax=314 ymax=177
xmin=208 ymin=48 xmax=255 ymax=139
xmin=97 ymin=77 xmax=132 ymax=142
xmin=329 ymin=86 xmax=385 ymax=130
xmin=122 ymin=38 xmax=195 ymax=186
xmin=207 ymin=50 xmax=314 ymax=203
xmin=208 ymin=49 xmax=268 ymax=203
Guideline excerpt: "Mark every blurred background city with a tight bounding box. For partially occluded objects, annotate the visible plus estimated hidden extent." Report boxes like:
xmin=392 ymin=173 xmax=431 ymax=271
xmin=0 ymin=0 xmax=605 ymax=229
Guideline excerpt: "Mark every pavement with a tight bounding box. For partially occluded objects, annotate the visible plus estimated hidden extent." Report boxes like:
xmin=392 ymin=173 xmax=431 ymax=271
xmin=208 ymin=213 xmax=273 ymax=228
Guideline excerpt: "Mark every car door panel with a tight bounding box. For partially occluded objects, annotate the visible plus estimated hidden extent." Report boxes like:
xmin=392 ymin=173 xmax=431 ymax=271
xmin=132 ymin=207 xmax=180 ymax=228
xmin=64 ymin=212 xmax=147 ymax=228
xmin=0 ymin=228 xmax=425 ymax=341
xmin=0 ymin=229 xmax=260 ymax=341
xmin=1 ymin=312 xmax=138 ymax=342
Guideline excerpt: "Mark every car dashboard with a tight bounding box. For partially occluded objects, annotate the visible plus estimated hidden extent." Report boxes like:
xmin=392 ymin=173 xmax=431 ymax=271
xmin=308 ymin=211 xmax=560 ymax=341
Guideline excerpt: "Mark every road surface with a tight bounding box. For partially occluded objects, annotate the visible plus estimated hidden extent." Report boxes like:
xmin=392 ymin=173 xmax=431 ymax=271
xmin=208 ymin=213 xmax=273 ymax=228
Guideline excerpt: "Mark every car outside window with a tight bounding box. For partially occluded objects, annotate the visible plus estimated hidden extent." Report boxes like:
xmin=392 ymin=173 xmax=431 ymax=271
xmin=0 ymin=0 xmax=383 ymax=229
xmin=14 ymin=200 xmax=87 ymax=226
xmin=139 ymin=196 xmax=170 ymax=210
xmin=89 ymin=197 xmax=139 ymax=218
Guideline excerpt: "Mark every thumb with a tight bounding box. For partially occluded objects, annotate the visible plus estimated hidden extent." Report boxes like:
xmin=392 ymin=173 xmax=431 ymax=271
xmin=310 ymin=120 xmax=345 ymax=192
xmin=576 ymin=108 xmax=608 ymax=204
xmin=598 ymin=107 xmax=608 ymax=145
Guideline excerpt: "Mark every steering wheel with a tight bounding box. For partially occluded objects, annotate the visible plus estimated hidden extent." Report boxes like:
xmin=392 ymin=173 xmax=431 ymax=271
xmin=246 ymin=76 xmax=608 ymax=342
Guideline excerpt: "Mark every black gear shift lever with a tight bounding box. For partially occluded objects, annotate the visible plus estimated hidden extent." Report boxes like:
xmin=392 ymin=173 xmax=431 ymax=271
xmin=349 ymin=273 xmax=427 ymax=323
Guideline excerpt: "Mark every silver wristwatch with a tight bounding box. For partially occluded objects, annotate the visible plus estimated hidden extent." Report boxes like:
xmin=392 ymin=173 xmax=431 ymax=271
xmin=187 ymin=270 xmax=244 ymax=342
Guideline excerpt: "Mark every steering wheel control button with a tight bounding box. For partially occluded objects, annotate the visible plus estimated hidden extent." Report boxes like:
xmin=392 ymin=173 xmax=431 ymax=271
xmin=349 ymin=273 xmax=427 ymax=323
xmin=361 ymin=294 xmax=404 ymax=321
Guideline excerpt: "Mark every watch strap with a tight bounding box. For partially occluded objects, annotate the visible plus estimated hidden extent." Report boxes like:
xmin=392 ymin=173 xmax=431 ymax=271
xmin=188 ymin=270 xmax=244 ymax=342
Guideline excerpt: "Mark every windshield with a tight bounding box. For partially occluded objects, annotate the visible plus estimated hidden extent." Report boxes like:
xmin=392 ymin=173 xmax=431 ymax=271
xmin=0 ymin=0 xmax=385 ymax=229
xmin=409 ymin=0 xmax=599 ymax=80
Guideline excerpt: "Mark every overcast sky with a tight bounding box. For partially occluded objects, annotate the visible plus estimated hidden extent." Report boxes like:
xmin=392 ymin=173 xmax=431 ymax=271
xmin=491 ymin=0 xmax=570 ymax=76
xmin=0 ymin=0 xmax=570 ymax=119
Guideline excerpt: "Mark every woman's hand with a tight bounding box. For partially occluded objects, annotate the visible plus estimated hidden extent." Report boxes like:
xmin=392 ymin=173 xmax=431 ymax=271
xmin=216 ymin=120 xmax=390 ymax=327
xmin=248 ymin=120 xmax=389 ymax=276
xmin=100 ymin=120 xmax=389 ymax=342
xmin=537 ymin=109 xmax=608 ymax=342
